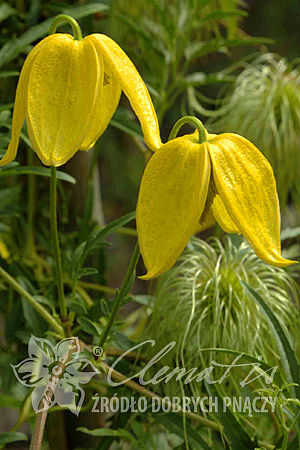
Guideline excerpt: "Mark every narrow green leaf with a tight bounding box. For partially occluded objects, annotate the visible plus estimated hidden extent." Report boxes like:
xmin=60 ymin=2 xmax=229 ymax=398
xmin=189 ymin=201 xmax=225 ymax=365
xmin=110 ymin=108 xmax=143 ymax=140
xmin=0 ymin=71 xmax=19 ymax=78
xmin=0 ymin=3 xmax=109 ymax=68
xmin=200 ymin=10 xmax=248 ymax=21
xmin=281 ymin=227 xmax=300 ymax=240
xmin=0 ymin=166 xmax=76 ymax=183
xmin=0 ymin=3 xmax=16 ymax=23
xmin=185 ymin=37 xmax=274 ymax=61
xmin=205 ymin=382 xmax=257 ymax=449
xmin=77 ymin=427 xmax=136 ymax=442
xmin=77 ymin=317 xmax=103 ymax=336
xmin=159 ymin=413 xmax=212 ymax=450
xmin=75 ymin=267 xmax=99 ymax=280
xmin=0 ymin=432 xmax=27 ymax=445
xmin=0 ymin=394 xmax=21 ymax=409
xmin=0 ymin=103 xmax=13 ymax=111
xmin=84 ymin=211 xmax=136 ymax=256
xmin=243 ymin=283 xmax=300 ymax=400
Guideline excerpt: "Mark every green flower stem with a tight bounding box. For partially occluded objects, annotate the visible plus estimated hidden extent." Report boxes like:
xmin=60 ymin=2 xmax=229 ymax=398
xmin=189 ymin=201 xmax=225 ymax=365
xmin=0 ymin=266 xmax=64 ymax=336
xmin=50 ymin=167 xmax=67 ymax=322
xmin=99 ymin=361 xmax=223 ymax=432
xmin=169 ymin=116 xmax=207 ymax=144
xmin=49 ymin=15 xmax=83 ymax=40
xmin=99 ymin=242 xmax=140 ymax=348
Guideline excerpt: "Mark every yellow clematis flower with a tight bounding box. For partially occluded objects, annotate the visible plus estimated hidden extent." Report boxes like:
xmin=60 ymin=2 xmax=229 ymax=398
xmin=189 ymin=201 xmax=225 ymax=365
xmin=136 ymin=117 xmax=296 ymax=279
xmin=0 ymin=15 xmax=161 ymax=167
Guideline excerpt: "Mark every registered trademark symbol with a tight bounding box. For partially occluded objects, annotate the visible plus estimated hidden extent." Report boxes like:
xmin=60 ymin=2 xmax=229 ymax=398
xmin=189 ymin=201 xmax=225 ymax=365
xmin=93 ymin=346 xmax=103 ymax=357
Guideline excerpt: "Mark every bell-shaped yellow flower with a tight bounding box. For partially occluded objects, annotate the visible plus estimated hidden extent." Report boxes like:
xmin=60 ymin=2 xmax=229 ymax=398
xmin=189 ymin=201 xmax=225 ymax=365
xmin=136 ymin=117 xmax=296 ymax=279
xmin=1 ymin=16 xmax=161 ymax=167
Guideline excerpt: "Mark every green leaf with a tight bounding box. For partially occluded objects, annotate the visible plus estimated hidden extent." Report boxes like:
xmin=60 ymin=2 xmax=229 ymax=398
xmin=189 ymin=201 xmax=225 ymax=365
xmin=84 ymin=211 xmax=136 ymax=255
xmin=74 ymin=268 xmax=99 ymax=280
xmin=19 ymin=279 xmax=47 ymax=336
xmin=0 ymin=3 xmax=109 ymax=68
xmin=32 ymin=295 xmax=55 ymax=311
xmin=0 ymin=71 xmax=19 ymax=78
xmin=159 ymin=413 xmax=211 ymax=450
xmin=77 ymin=317 xmax=103 ymax=336
xmin=133 ymin=295 xmax=152 ymax=306
xmin=0 ymin=166 xmax=76 ymax=183
xmin=0 ymin=432 xmax=27 ymax=445
xmin=110 ymin=108 xmax=143 ymax=140
xmin=243 ymin=283 xmax=300 ymax=400
xmin=185 ymin=37 xmax=274 ymax=61
xmin=281 ymin=227 xmax=300 ymax=240
xmin=0 ymin=394 xmax=21 ymax=409
xmin=204 ymin=382 xmax=257 ymax=449
xmin=200 ymin=9 xmax=248 ymax=22
xmin=70 ymin=211 xmax=136 ymax=278
xmin=0 ymin=103 xmax=13 ymax=111
xmin=0 ymin=3 xmax=16 ymax=23
xmin=77 ymin=427 xmax=136 ymax=442
xmin=69 ymin=296 xmax=88 ymax=316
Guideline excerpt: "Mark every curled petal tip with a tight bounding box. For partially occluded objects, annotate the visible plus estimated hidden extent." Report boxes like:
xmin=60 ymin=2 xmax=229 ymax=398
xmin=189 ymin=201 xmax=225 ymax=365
xmin=266 ymin=255 xmax=298 ymax=268
xmin=0 ymin=146 xmax=16 ymax=167
xmin=139 ymin=270 xmax=160 ymax=280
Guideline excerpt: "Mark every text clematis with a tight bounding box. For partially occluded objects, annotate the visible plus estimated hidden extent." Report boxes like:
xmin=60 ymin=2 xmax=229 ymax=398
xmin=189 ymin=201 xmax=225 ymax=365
xmin=136 ymin=117 xmax=296 ymax=279
xmin=0 ymin=15 xmax=161 ymax=167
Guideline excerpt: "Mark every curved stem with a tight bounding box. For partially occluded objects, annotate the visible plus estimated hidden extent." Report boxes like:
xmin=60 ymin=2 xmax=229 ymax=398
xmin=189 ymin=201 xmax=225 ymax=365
xmin=49 ymin=15 xmax=83 ymax=40
xmin=169 ymin=116 xmax=207 ymax=144
xmin=0 ymin=265 xmax=64 ymax=336
xmin=50 ymin=167 xmax=67 ymax=321
xmin=99 ymin=242 xmax=140 ymax=348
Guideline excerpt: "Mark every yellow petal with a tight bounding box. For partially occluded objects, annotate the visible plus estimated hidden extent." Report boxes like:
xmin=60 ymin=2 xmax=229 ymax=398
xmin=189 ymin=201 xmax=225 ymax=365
xmin=207 ymin=133 xmax=296 ymax=267
xmin=212 ymin=195 xmax=240 ymax=234
xmin=27 ymin=34 xmax=102 ymax=166
xmin=136 ymin=136 xmax=211 ymax=279
xmin=0 ymin=35 xmax=57 ymax=166
xmin=80 ymin=42 xmax=120 ymax=150
xmin=89 ymin=34 xmax=162 ymax=152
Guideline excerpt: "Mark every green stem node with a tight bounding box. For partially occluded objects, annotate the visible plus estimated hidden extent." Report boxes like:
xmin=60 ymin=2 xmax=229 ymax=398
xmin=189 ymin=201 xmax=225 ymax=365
xmin=49 ymin=15 xmax=83 ymax=40
xmin=169 ymin=116 xmax=207 ymax=144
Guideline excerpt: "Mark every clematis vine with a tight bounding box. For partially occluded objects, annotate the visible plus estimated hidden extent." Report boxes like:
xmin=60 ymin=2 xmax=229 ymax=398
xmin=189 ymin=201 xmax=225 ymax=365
xmin=0 ymin=15 xmax=161 ymax=167
xmin=136 ymin=116 xmax=296 ymax=279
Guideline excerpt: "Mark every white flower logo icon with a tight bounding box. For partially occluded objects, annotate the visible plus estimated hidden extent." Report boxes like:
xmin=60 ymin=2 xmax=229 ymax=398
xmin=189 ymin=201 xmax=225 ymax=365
xmin=12 ymin=336 xmax=99 ymax=415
